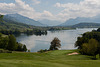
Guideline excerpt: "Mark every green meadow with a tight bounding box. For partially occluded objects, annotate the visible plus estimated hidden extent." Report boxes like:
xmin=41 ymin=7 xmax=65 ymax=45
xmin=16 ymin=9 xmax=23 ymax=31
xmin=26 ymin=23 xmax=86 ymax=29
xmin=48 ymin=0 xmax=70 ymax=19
xmin=0 ymin=50 xmax=100 ymax=67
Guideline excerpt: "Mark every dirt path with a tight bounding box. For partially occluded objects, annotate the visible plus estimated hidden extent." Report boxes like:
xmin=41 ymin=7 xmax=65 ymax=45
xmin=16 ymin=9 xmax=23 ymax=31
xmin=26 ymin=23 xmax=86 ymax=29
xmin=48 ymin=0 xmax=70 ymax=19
xmin=68 ymin=52 xmax=79 ymax=55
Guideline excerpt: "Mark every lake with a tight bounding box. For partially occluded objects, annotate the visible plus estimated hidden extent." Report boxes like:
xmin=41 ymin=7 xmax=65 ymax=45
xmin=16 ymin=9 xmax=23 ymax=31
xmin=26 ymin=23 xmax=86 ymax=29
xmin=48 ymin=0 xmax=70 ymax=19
xmin=16 ymin=28 xmax=97 ymax=52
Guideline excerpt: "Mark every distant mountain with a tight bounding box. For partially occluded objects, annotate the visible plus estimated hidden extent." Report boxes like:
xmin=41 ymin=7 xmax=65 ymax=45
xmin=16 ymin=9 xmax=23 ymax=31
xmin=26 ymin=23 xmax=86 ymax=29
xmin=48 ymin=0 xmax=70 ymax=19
xmin=5 ymin=13 xmax=45 ymax=26
xmin=0 ymin=16 xmax=32 ymax=30
xmin=39 ymin=19 xmax=62 ymax=26
xmin=71 ymin=23 xmax=100 ymax=28
xmin=59 ymin=14 xmax=100 ymax=26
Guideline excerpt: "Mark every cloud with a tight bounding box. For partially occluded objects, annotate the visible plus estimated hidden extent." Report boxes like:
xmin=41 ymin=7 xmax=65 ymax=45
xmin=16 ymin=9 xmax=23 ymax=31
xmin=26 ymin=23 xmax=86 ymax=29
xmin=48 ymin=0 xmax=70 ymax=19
xmin=0 ymin=0 xmax=55 ymax=21
xmin=42 ymin=10 xmax=53 ymax=17
xmin=0 ymin=0 xmax=35 ymax=14
xmin=32 ymin=0 xmax=40 ymax=4
xmin=38 ymin=10 xmax=53 ymax=20
xmin=55 ymin=0 xmax=100 ymax=21
xmin=0 ymin=0 xmax=100 ymax=22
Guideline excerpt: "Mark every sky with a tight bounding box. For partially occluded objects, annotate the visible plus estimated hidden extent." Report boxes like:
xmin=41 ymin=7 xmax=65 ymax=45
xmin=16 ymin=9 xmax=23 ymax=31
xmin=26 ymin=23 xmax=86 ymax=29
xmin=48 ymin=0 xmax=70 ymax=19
xmin=0 ymin=0 xmax=100 ymax=23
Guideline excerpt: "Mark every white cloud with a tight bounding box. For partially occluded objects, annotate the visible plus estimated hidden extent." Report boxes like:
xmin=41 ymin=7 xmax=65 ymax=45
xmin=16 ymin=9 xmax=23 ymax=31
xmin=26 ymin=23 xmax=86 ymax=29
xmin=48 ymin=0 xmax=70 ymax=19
xmin=55 ymin=0 xmax=100 ymax=21
xmin=0 ymin=0 xmax=55 ymax=21
xmin=38 ymin=10 xmax=53 ymax=20
xmin=32 ymin=0 xmax=40 ymax=4
xmin=0 ymin=0 xmax=100 ymax=22
xmin=42 ymin=10 xmax=53 ymax=17
xmin=0 ymin=0 xmax=35 ymax=14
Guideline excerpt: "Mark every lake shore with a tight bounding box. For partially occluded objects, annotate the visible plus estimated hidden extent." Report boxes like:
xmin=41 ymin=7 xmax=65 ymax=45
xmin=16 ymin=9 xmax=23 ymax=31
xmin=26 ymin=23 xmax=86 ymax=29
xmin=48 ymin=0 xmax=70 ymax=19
xmin=16 ymin=28 xmax=97 ymax=52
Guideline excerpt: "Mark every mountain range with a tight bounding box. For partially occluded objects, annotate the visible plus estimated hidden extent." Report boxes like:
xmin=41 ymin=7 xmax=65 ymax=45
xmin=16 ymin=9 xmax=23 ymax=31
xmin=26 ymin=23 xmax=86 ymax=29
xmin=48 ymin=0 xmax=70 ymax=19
xmin=71 ymin=23 xmax=100 ymax=28
xmin=59 ymin=14 xmax=100 ymax=26
xmin=4 ymin=13 xmax=45 ymax=26
xmin=2 ymin=13 xmax=100 ymax=27
xmin=39 ymin=19 xmax=62 ymax=26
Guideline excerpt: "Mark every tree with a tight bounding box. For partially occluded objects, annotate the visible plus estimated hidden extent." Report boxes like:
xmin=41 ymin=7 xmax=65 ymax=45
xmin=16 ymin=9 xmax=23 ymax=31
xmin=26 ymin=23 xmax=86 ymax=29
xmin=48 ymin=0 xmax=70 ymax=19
xmin=0 ymin=37 xmax=9 ymax=49
xmin=16 ymin=42 xmax=23 ymax=51
xmin=49 ymin=37 xmax=61 ymax=50
xmin=23 ymin=45 xmax=27 ymax=52
xmin=0 ymin=33 xmax=2 ymax=37
xmin=97 ymin=45 xmax=100 ymax=58
xmin=97 ymin=28 xmax=100 ymax=32
xmin=75 ymin=29 xmax=100 ymax=59
xmin=7 ymin=34 xmax=17 ymax=51
xmin=75 ymin=37 xmax=89 ymax=49
xmin=81 ymin=39 xmax=98 ymax=59
xmin=0 ymin=15 xmax=4 ymax=21
xmin=75 ymin=31 xmax=100 ymax=50
xmin=0 ymin=33 xmax=9 ymax=49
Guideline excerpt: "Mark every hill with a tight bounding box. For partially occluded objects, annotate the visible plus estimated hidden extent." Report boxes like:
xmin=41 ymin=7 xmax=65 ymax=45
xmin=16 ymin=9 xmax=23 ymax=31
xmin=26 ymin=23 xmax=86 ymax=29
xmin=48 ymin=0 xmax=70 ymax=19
xmin=0 ymin=15 xmax=73 ymax=33
xmin=0 ymin=50 xmax=100 ymax=67
xmin=59 ymin=14 xmax=100 ymax=26
xmin=71 ymin=23 xmax=100 ymax=28
xmin=0 ymin=16 xmax=32 ymax=31
xmin=5 ymin=13 xmax=45 ymax=26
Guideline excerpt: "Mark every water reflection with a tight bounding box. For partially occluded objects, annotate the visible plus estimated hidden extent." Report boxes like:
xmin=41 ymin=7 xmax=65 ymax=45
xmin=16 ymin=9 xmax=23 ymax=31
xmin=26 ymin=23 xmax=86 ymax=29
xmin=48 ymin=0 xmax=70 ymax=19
xmin=16 ymin=28 xmax=97 ymax=52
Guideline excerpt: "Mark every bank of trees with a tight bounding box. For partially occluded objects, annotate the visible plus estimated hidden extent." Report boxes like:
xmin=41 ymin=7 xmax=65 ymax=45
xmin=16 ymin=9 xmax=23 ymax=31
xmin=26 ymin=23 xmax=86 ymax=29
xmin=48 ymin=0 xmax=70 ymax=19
xmin=0 ymin=33 xmax=27 ymax=52
xmin=24 ymin=29 xmax=47 ymax=36
xmin=75 ymin=28 xmax=100 ymax=59
xmin=0 ymin=29 xmax=47 ymax=37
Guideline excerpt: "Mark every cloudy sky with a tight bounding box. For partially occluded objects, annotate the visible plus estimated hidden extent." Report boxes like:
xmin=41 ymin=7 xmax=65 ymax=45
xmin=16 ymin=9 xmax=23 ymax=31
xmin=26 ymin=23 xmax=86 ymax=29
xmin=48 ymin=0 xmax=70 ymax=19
xmin=0 ymin=0 xmax=100 ymax=23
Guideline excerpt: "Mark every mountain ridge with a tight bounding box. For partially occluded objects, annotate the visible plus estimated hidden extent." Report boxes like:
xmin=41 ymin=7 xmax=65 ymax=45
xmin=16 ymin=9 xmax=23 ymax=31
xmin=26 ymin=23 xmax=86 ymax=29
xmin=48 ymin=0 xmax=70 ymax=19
xmin=59 ymin=15 xmax=100 ymax=26
xmin=5 ymin=13 xmax=45 ymax=26
xmin=39 ymin=19 xmax=62 ymax=26
xmin=71 ymin=23 xmax=100 ymax=28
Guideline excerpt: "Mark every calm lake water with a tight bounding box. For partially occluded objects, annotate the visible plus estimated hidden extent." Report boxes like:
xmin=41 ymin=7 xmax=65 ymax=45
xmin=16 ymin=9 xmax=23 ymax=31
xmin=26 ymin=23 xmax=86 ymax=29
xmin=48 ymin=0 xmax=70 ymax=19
xmin=16 ymin=28 xmax=97 ymax=52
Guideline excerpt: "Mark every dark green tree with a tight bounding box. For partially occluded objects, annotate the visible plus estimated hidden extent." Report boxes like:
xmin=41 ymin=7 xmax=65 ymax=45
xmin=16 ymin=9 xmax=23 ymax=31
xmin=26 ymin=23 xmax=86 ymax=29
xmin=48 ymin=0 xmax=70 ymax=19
xmin=75 ymin=28 xmax=100 ymax=58
xmin=97 ymin=28 xmax=100 ymax=32
xmin=16 ymin=42 xmax=23 ymax=51
xmin=7 ymin=34 xmax=17 ymax=51
xmin=0 ymin=37 xmax=9 ymax=49
xmin=0 ymin=15 xmax=4 ymax=21
xmin=0 ymin=33 xmax=2 ymax=37
xmin=97 ymin=44 xmax=100 ymax=58
xmin=75 ymin=37 xmax=89 ymax=49
xmin=0 ymin=33 xmax=9 ymax=49
xmin=49 ymin=37 xmax=61 ymax=50
xmin=81 ymin=39 xmax=98 ymax=59
xmin=75 ymin=32 xmax=100 ymax=49
xmin=23 ymin=45 xmax=27 ymax=52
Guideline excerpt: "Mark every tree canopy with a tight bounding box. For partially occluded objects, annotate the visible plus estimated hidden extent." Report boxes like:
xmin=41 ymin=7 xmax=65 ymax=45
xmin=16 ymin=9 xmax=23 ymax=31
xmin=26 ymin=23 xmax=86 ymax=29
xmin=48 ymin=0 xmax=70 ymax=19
xmin=7 ymin=35 xmax=17 ymax=51
xmin=75 ymin=28 xmax=100 ymax=59
xmin=0 ymin=34 xmax=27 ymax=52
xmin=49 ymin=37 xmax=61 ymax=50
xmin=81 ymin=39 xmax=98 ymax=56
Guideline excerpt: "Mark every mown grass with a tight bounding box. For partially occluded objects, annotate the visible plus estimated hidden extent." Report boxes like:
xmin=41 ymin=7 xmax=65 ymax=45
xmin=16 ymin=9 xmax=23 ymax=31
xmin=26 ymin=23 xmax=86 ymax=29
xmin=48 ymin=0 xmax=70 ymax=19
xmin=0 ymin=50 xmax=100 ymax=67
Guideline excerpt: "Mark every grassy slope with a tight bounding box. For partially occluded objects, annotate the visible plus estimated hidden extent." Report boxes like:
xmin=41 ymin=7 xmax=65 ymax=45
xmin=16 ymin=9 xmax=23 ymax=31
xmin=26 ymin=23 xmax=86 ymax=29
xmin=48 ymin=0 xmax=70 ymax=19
xmin=0 ymin=50 xmax=100 ymax=67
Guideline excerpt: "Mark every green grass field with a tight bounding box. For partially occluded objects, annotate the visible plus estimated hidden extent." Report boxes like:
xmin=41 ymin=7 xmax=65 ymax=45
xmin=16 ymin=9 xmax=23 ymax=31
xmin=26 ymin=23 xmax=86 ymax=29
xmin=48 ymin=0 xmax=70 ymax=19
xmin=0 ymin=50 xmax=100 ymax=67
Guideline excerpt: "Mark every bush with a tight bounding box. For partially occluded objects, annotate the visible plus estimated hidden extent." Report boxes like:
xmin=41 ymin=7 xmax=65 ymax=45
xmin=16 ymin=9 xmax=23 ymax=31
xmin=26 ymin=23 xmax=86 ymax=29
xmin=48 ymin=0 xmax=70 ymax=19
xmin=28 ymin=49 xmax=30 ymax=52
xmin=0 ymin=49 xmax=12 ymax=53
xmin=38 ymin=49 xmax=48 ymax=53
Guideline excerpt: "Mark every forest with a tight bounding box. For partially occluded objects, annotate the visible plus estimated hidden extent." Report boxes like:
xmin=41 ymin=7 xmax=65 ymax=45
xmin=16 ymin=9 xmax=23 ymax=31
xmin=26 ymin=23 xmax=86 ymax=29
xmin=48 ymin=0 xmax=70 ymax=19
xmin=0 ymin=33 xmax=27 ymax=52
